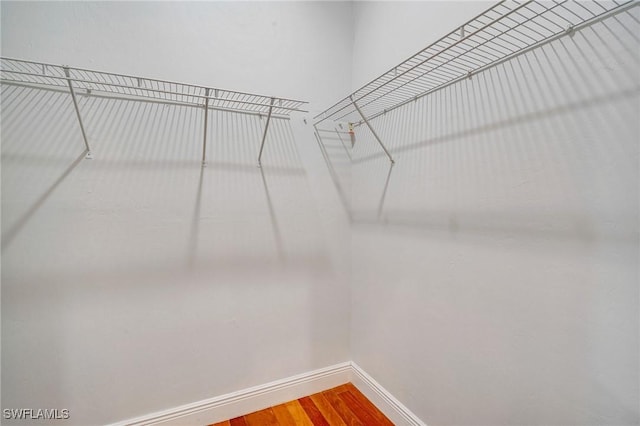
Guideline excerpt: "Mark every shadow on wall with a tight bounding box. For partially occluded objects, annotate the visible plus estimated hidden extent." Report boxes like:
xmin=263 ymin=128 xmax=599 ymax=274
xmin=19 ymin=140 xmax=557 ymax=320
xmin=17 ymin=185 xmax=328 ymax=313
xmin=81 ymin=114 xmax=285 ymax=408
xmin=0 ymin=83 xmax=334 ymax=293
xmin=1 ymin=85 xmax=314 ymax=264
xmin=1 ymin=85 xmax=89 ymax=249
xmin=316 ymin=7 xmax=639 ymax=426
xmin=313 ymin=127 xmax=353 ymax=221
xmin=1 ymin=81 xmax=344 ymax=425
xmin=316 ymin=8 xmax=639 ymax=246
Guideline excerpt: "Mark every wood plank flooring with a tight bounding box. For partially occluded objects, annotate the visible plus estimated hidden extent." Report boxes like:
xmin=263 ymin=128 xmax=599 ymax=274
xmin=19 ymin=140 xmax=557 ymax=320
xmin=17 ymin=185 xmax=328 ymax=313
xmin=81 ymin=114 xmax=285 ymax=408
xmin=208 ymin=383 xmax=394 ymax=426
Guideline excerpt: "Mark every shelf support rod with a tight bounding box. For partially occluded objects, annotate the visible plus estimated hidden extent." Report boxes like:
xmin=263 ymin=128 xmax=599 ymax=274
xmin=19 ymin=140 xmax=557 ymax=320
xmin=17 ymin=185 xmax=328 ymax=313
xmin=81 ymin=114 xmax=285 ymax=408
xmin=258 ymin=97 xmax=275 ymax=166
xmin=350 ymin=95 xmax=394 ymax=164
xmin=202 ymin=88 xmax=210 ymax=166
xmin=63 ymin=66 xmax=92 ymax=158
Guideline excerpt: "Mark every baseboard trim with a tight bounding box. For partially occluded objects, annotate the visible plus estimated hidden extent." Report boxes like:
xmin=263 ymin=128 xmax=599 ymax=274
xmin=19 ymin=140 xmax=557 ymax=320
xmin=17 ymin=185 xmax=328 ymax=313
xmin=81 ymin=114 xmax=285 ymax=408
xmin=350 ymin=362 xmax=427 ymax=426
xmin=107 ymin=362 xmax=352 ymax=426
xmin=108 ymin=361 xmax=427 ymax=426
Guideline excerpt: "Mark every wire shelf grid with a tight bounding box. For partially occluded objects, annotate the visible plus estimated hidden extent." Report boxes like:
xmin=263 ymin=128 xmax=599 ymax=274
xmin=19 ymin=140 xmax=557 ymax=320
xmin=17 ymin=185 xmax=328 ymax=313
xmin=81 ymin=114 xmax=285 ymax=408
xmin=314 ymin=0 xmax=636 ymax=126
xmin=0 ymin=57 xmax=308 ymax=117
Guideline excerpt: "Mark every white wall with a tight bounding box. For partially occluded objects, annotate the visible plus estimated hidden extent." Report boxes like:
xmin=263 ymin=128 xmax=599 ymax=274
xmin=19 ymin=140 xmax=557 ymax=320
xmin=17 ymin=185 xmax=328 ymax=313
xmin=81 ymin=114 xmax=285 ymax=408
xmin=1 ymin=1 xmax=354 ymax=114
xmin=346 ymin=2 xmax=639 ymax=425
xmin=351 ymin=1 xmax=492 ymax=89
xmin=1 ymin=2 xmax=352 ymax=425
xmin=3 ymin=1 xmax=639 ymax=425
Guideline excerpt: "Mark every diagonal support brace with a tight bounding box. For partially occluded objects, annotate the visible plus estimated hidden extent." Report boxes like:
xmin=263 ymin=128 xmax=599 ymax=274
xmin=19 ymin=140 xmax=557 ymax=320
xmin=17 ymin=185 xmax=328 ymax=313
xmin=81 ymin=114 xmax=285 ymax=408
xmin=202 ymin=88 xmax=210 ymax=167
xmin=350 ymin=95 xmax=394 ymax=164
xmin=63 ymin=67 xmax=92 ymax=159
xmin=257 ymin=97 xmax=275 ymax=166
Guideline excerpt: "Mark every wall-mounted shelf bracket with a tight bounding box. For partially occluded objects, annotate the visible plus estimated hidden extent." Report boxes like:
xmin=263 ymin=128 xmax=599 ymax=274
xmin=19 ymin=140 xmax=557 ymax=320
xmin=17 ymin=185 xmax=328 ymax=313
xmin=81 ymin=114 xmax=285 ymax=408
xmin=350 ymin=95 xmax=395 ymax=164
xmin=202 ymin=87 xmax=210 ymax=167
xmin=257 ymin=97 xmax=275 ymax=166
xmin=63 ymin=66 xmax=92 ymax=158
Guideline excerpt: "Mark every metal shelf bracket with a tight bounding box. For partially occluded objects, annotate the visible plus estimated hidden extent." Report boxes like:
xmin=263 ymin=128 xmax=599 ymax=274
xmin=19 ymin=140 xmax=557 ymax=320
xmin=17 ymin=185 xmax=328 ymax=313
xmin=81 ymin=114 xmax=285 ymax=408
xmin=202 ymin=87 xmax=210 ymax=167
xmin=350 ymin=95 xmax=395 ymax=164
xmin=63 ymin=66 xmax=92 ymax=158
xmin=258 ymin=97 xmax=276 ymax=166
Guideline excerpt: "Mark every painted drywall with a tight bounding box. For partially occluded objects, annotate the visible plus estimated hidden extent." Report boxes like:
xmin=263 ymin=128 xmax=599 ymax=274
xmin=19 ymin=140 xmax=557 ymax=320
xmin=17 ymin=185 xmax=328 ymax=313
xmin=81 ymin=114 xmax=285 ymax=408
xmin=345 ymin=2 xmax=640 ymax=425
xmin=1 ymin=1 xmax=354 ymax=114
xmin=1 ymin=93 xmax=351 ymax=426
xmin=1 ymin=2 xmax=353 ymax=425
xmin=3 ymin=1 xmax=640 ymax=425
xmin=351 ymin=1 xmax=493 ymax=90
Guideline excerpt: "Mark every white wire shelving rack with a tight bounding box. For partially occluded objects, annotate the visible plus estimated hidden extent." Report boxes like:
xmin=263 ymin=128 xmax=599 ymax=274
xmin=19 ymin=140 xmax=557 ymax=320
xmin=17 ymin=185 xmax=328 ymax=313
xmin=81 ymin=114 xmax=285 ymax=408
xmin=313 ymin=0 xmax=638 ymax=164
xmin=0 ymin=57 xmax=308 ymax=165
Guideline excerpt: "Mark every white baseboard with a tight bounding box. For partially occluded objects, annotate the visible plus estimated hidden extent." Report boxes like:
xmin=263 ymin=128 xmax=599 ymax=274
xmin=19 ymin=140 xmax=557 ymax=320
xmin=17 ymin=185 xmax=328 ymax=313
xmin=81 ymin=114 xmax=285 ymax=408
xmin=107 ymin=362 xmax=351 ymax=426
xmin=350 ymin=362 xmax=427 ymax=426
xmin=107 ymin=361 xmax=426 ymax=426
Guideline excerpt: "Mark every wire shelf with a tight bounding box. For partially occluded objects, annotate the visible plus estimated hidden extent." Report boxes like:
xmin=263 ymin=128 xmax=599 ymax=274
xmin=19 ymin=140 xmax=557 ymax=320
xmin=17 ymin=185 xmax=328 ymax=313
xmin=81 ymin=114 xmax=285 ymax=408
xmin=1 ymin=57 xmax=308 ymax=165
xmin=314 ymin=0 xmax=637 ymax=126
xmin=0 ymin=57 xmax=308 ymax=118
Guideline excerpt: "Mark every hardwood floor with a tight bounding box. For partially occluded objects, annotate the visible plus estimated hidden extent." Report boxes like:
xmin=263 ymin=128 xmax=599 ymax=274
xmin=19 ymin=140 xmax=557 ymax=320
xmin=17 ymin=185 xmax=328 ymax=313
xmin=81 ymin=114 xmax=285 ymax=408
xmin=208 ymin=383 xmax=394 ymax=425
